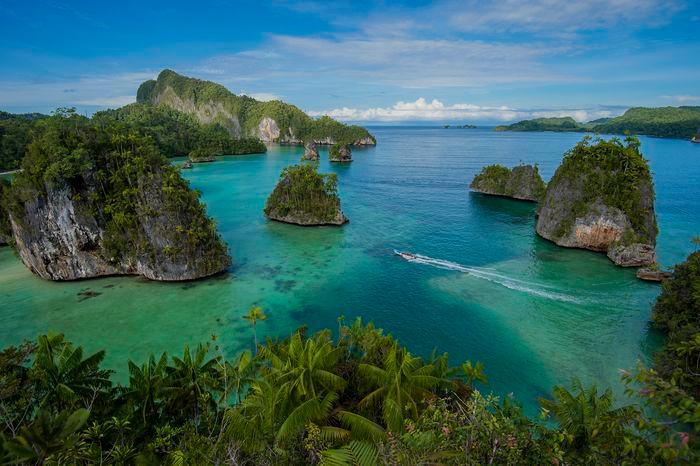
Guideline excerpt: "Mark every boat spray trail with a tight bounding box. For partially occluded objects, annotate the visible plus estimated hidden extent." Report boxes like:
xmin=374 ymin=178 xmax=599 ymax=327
xmin=396 ymin=251 xmax=581 ymax=304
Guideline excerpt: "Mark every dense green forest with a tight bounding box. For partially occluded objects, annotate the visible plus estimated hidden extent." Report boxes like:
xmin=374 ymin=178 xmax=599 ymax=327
xmin=495 ymin=107 xmax=700 ymax=139
xmin=94 ymin=104 xmax=266 ymax=157
xmin=138 ymin=70 xmax=375 ymax=145
xmin=0 ymin=104 xmax=266 ymax=172
xmin=0 ymin=112 xmax=48 ymax=171
xmin=1 ymin=248 xmax=698 ymax=464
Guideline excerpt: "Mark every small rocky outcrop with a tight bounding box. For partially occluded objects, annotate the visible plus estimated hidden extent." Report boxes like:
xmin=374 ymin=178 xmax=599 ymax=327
xmin=469 ymin=164 xmax=545 ymax=202
xmin=636 ymin=266 xmax=672 ymax=282
xmin=329 ymin=143 xmax=352 ymax=163
xmin=302 ymin=141 xmax=319 ymax=161
xmin=264 ymin=164 xmax=347 ymax=226
xmin=8 ymin=117 xmax=230 ymax=281
xmin=188 ymin=148 xmax=216 ymax=163
xmin=536 ymin=137 xmax=657 ymax=267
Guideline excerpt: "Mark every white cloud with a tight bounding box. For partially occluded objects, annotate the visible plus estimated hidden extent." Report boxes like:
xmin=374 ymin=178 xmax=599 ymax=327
xmin=0 ymin=72 xmax=153 ymax=110
xmin=308 ymin=98 xmax=623 ymax=122
xmin=196 ymin=35 xmax=568 ymax=89
xmin=74 ymin=95 xmax=135 ymax=107
xmin=443 ymin=0 xmax=682 ymax=34
xmin=241 ymin=92 xmax=279 ymax=102
xmin=660 ymin=94 xmax=700 ymax=103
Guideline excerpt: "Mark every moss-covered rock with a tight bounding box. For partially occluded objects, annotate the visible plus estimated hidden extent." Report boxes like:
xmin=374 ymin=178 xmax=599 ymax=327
xmin=329 ymin=143 xmax=352 ymax=163
xmin=264 ymin=164 xmax=347 ymax=226
xmin=536 ymin=136 xmax=657 ymax=266
xmin=469 ymin=164 xmax=545 ymax=202
xmin=301 ymin=141 xmax=319 ymax=161
xmin=7 ymin=111 xmax=230 ymax=281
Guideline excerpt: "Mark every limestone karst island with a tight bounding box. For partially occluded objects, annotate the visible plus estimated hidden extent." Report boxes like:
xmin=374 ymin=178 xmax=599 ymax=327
xmin=0 ymin=2 xmax=698 ymax=464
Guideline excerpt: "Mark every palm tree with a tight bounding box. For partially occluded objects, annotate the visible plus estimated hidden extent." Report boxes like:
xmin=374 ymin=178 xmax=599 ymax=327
xmin=539 ymin=379 xmax=636 ymax=451
xmin=121 ymin=353 xmax=168 ymax=424
xmin=455 ymin=360 xmax=488 ymax=387
xmin=3 ymin=408 xmax=89 ymax=464
xmin=243 ymin=306 xmax=267 ymax=352
xmin=262 ymin=330 xmax=346 ymax=401
xmin=223 ymin=350 xmax=257 ymax=403
xmin=358 ymin=342 xmax=443 ymax=432
xmin=164 ymin=344 xmax=220 ymax=422
xmin=32 ymin=333 xmax=111 ymax=411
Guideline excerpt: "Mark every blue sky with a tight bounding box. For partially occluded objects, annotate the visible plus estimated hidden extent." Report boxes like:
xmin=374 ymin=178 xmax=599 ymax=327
xmin=1 ymin=0 xmax=699 ymax=123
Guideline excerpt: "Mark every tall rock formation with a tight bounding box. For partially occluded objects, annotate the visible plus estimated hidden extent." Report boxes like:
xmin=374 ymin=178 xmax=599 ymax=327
xmin=8 ymin=113 xmax=230 ymax=281
xmin=536 ymin=137 xmax=657 ymax=267
xmin=137 ymin=70 xmax=376 ymax=146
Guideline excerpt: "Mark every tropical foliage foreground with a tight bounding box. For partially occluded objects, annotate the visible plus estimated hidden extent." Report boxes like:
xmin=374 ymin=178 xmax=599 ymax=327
xmin=0 ymin=314 xmax=697 ymax=465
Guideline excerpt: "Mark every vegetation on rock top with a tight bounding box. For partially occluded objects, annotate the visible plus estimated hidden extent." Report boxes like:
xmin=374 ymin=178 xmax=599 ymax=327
xmin=264 ymin=164 xmax=346 ymax=225
xmin=470 ymin=164 xmax=546 ymax=201
xmin=541 ymin=136 xmax=656 ymax=244
xmin=8 ymin=108 xmax=230 ymax=278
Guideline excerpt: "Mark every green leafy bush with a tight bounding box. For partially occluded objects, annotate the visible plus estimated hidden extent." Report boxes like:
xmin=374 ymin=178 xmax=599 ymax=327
xmin=652 ymin=251 xmax=700 ymax=398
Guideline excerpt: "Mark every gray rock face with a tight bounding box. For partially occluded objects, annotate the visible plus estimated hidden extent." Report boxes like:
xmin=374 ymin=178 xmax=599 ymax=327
xmin=470 ymin=164 xmax=545 ymax=202
xmin=10 ymin=175 xmax=231 ymax=281
xmin=258 ymin=117 xmax=280 ymax=143
xmin=302 ymin=141 xmax=319 ymax=161
xmin=536 ymin=171 xmax=657 ymax=267
xmin=266 ymin=210 xmax=348 ymax=226
xmin=329 ymin=144 xmax=352 ymax=163
xmin=153 ymin=86 xmax=242 ymax=137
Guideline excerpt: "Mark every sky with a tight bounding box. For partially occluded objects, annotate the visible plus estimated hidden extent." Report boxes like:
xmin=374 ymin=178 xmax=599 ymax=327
xmin=1 ymin=0 xmax=699 ymax=124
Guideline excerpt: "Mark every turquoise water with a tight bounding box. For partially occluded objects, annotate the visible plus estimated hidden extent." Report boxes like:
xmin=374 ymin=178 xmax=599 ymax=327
xmin=1 ymin=128 xmax=699 ymax=414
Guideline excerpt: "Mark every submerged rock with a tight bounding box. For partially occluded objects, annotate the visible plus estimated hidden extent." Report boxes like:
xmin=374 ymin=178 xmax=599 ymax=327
xmin=264 ymin=164 xmax=347 ymax=226
xmin=469 ymin=164 xmax=545 ymax=202
xmin=329 ymin=143 xmax=352 ymax=163
xmin=8 ymin=115 xmax=230 ymax=281
xmin=636 ymin=266 xmax=672 ymax=282
xmin=301 ymin=141 xmax=319 ymax=161
xmin=536 ymin=137 xmax=657 ymax=267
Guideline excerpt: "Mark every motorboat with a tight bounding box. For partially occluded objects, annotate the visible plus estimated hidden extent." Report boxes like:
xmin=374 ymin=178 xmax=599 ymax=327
xmin=394 ymin=250 xmax=418 ymax=260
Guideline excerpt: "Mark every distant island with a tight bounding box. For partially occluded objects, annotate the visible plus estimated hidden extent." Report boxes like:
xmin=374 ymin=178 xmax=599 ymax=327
xmin=495 ymin=106 xmax=700 ymax=140
xmin=137 ymin=69 xmax=376 ymax=146
xmin=443 ymin=124 xmax=476 ymax=129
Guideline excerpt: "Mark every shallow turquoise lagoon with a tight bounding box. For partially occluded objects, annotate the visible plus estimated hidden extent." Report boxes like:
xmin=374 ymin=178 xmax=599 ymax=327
xmin=1 ymin=128 xmax=699 ymax=414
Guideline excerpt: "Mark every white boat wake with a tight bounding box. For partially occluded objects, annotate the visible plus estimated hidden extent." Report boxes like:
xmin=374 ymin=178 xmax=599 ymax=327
xmin=395 ymin=251 xmax=581 ymax=303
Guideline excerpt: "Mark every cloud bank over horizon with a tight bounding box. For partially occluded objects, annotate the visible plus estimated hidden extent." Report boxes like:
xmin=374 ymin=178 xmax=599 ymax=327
xmin=306 ymin=98 xmax=625 ymax=124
